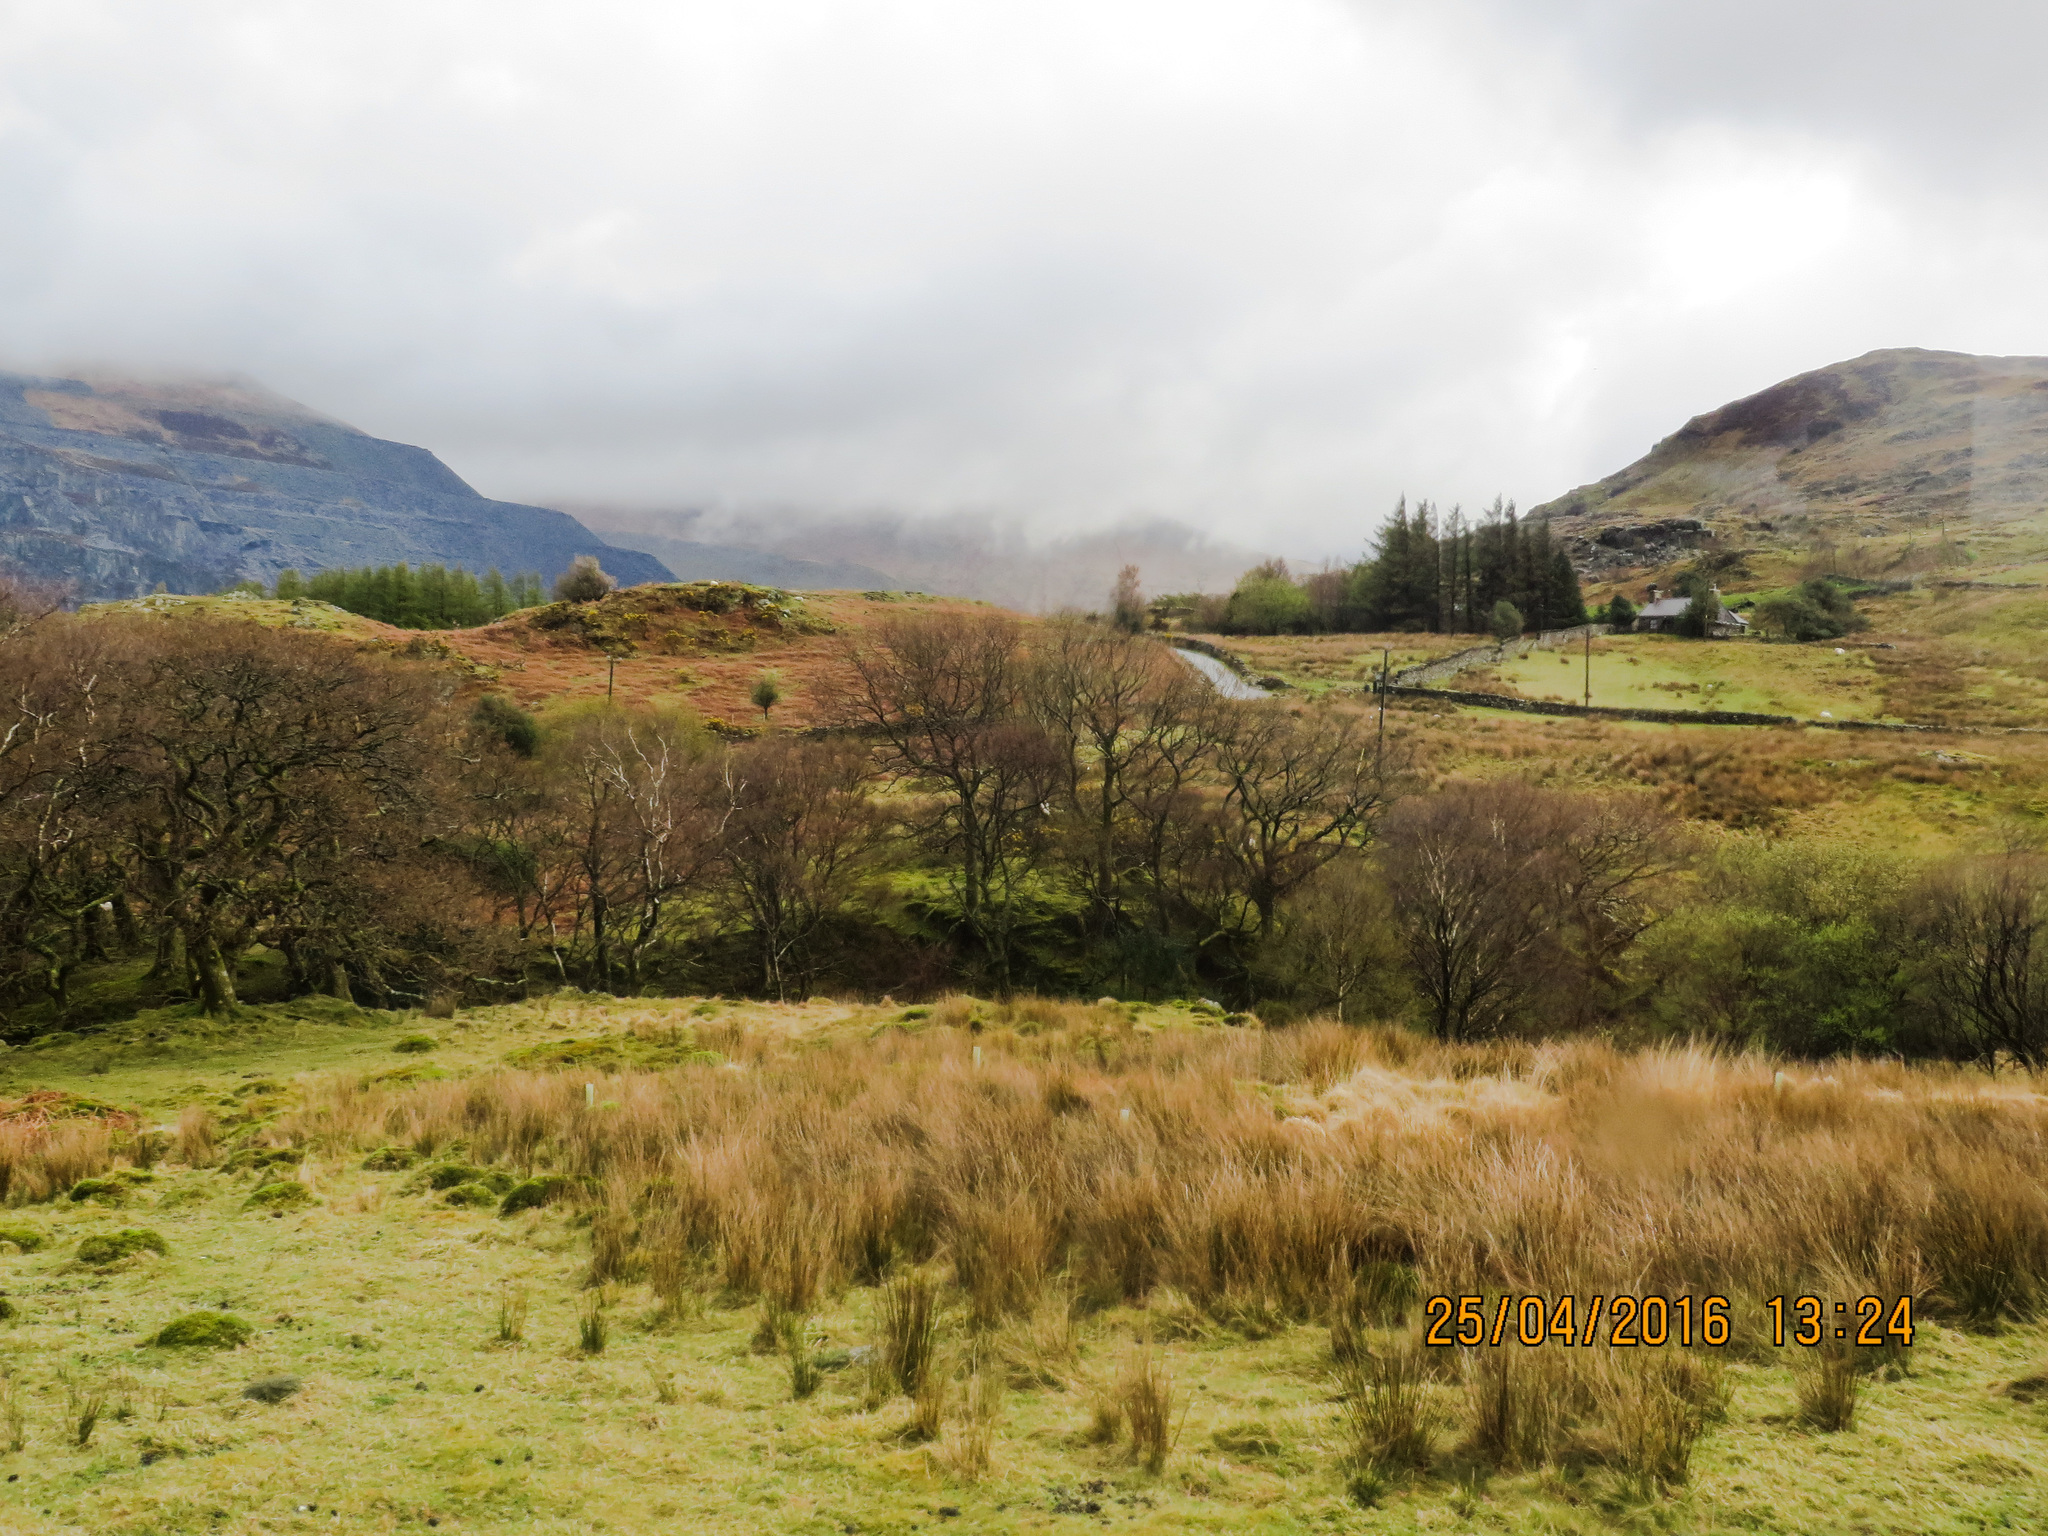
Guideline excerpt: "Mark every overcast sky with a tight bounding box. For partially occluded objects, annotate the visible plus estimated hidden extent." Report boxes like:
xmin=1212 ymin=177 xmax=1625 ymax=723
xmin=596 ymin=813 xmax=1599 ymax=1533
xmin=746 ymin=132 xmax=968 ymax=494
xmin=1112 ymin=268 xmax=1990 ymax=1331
xmin=3 ymin=0 xmax=2044 ymax=558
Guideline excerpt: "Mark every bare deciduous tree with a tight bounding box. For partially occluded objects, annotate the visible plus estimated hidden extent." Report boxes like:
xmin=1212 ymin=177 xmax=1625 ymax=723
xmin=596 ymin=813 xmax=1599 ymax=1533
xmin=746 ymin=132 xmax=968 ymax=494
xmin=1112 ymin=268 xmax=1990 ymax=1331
xmin=1263 ymin=856 xmax=1404 ymax=1022
xmin=1028 ymin=621 xmax=1216 ymax=942
xmin=714 ymin=737 xmax=882 ymax=999
xmin=839 ymin=611 xmax=1061 ymax=985
xmin=106 ymin=621 xmax=441 ymax=1013
xmin=1382 ymin=781 xmax=1563 ymax=1042
xmin=1384 ymin=781 xmax=1685 ymax=1041
xmin=1198 ymin=702 xmax=1388 ymax=942
xmin=1917 ymin=851 xmax=2048 ymax=1070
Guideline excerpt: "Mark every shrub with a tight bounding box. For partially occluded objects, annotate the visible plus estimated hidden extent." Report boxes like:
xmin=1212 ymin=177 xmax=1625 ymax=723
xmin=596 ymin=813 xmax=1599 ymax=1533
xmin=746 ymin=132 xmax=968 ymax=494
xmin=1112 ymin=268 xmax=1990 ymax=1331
xmin=77 ymin=1229 xmax=168 ymax=1266
xmin=0 ymin=1226 xmax=45 ymax=1253
xmin=243 ymin=1182 xmax=315 ymax=1212
xmin=472 ymin=692 xmax=540 ymax=757
xmin=498 ymin=1174 xmax=572 ymax=1216
xmin=154 ymin=1311 xmax=253 ymax=1348
xmin=360 ymin=1146 xmax=419 ymax=1172
xmin=553 ymin=555 xmax=617 ymax=604
xmin=392 ymin=1035 xmax=437 ymax=1054
xmin=444 ymin=1182 xmax=499 ymax=1208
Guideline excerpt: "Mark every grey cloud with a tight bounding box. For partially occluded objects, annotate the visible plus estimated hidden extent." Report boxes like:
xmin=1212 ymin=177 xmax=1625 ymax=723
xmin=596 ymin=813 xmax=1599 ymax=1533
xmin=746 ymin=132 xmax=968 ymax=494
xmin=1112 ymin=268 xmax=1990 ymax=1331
xmin=1469 ymin=0 xmax=2048 ymax=182
xmin=0 ymin=0 xmax=2044 ymax=569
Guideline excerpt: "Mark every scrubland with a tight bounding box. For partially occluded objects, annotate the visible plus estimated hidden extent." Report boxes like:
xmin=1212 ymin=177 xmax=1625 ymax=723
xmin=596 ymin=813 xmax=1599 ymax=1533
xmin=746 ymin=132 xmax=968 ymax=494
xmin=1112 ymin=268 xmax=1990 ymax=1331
xmin=0 ymin=996 xmax=2043 ymax=1534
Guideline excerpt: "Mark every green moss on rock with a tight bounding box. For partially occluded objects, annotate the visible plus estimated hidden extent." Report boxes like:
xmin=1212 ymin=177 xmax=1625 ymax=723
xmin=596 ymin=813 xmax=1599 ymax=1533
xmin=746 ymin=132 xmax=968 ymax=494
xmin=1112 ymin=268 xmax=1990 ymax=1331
xmin=77 ymin=1228 xmax=168 ymax=1265
xmin=154 ymin=1311 xmax=252 ymax=1348
xmin=498 ymin=1174 xmax=573 ymax=1216
xmin=243 ymin=1181 xmax=315 ymax=1212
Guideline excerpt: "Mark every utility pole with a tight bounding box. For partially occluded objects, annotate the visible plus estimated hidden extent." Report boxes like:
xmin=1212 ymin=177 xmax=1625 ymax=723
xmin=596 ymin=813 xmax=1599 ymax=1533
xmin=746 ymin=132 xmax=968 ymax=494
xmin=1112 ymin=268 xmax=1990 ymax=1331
xmin=1583 ymin=627 xmax=1591 ymax=709
xmin=607 ymin=653 xmax=618 ymax=699
xmin=1376 ymin=645 xmax=1390 ymax=766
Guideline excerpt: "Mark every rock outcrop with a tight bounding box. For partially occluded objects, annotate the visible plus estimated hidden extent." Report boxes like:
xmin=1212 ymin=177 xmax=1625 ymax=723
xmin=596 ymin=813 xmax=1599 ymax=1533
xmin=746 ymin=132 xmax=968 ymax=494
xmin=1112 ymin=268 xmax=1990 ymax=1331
xmin=0 ymin=371 xmax=669 ymax=600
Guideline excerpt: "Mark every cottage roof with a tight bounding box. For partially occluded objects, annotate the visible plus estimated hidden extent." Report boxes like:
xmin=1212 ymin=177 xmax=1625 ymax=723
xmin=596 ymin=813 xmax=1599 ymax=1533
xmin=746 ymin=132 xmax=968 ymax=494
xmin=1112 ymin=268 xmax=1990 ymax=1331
xmin=1637 ymin=595 xmax=1748 ymax=626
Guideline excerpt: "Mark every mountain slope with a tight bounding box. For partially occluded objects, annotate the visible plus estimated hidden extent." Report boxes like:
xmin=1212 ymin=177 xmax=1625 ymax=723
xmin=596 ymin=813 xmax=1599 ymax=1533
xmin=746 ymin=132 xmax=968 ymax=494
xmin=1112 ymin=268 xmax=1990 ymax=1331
xmin=596 ymin=527 xmax=903 ymax=592
xmin=1533 ymin=348 xmax=2048 ymax=570
xmin=0 ymin=371 xmax=669 ymax=600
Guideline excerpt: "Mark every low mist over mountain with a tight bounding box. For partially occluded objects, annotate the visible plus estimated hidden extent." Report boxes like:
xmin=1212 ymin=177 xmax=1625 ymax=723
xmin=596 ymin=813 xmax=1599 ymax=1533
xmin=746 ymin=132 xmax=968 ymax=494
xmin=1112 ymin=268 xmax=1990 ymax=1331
xmin=0 ymin=372 xmax=669 ymax=601
xmin=1534 ymin=348 xmax=2048 ymax=571
xmin=582 ymin=507 xmax=1277 ymax=611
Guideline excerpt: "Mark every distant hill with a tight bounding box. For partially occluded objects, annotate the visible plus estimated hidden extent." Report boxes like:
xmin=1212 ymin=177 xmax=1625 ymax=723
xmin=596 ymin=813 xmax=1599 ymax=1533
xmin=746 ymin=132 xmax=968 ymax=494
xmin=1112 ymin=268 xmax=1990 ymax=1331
xmin=0 ymin=371 xmax=669 ymax=601
xmin=596 ymin=528 xmax=904 ymax=592
xmin=1532 ymin=348 xmax=2048 ymax=572
xmin=580 ymin=507 xmax=1276 ymax=612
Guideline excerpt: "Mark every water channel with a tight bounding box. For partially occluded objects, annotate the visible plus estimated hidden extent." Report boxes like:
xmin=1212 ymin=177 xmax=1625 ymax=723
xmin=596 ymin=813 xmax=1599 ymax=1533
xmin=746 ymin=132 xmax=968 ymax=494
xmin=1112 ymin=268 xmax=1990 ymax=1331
xmin=1170 ymin=646 xmax=1270 ymax=700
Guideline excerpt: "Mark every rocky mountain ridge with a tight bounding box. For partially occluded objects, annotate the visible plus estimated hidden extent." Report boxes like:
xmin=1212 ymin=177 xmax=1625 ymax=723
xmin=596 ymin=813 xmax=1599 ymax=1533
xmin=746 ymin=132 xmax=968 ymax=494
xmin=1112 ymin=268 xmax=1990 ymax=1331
xmin=1533 ymin=347 xmax=2048 ymax=571
xmin=0 ymin=371 xmax=669 ymax=600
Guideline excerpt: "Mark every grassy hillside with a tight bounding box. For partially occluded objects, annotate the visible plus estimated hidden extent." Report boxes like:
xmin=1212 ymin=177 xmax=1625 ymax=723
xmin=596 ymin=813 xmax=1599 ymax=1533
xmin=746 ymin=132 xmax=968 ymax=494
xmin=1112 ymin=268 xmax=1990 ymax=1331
xmin=1533 ymin=348 xmax=2048 ymax=543
xmin=81 ymin=583 xmax=1000 ymax=731
xmin=0 ymin=998 xmax=2043 ymax=1534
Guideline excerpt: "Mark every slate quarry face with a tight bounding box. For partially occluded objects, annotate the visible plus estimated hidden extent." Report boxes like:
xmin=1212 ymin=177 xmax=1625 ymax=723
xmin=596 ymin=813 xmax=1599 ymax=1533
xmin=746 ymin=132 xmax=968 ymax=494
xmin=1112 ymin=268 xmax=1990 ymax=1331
xmin=0 ymin=372 xmax=668 ymax=601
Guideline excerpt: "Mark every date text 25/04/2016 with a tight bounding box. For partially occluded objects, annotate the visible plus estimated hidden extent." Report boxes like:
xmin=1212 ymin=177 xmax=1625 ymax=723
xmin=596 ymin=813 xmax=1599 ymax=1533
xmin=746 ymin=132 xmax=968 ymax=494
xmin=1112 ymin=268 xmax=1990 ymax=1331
xmin=1421 ymin=1295 xmax=1915 ymax=1349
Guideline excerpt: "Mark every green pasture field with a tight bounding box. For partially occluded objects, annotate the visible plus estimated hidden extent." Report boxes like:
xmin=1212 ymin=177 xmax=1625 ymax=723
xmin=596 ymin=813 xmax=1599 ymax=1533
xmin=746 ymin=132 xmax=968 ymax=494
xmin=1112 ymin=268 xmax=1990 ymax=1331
xmin=1489 ymin=635 xmax=1887 ymax=721
xmin=0 ymin=999 xmax=2043 ymax=1535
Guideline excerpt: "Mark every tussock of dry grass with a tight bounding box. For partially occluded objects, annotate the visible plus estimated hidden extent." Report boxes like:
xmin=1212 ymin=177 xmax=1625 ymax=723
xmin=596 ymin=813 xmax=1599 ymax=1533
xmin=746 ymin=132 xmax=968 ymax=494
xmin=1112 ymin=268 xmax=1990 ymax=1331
xmin=42 ymin=1002 xmax=1996 ymax=1510
xmin=270 ymin=1020 xmax=2048 ymax=1356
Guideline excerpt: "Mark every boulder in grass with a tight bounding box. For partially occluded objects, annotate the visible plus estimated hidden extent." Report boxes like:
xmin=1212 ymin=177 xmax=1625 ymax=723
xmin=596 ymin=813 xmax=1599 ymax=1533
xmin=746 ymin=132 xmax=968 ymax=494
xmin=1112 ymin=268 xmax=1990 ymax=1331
xmin=154 ymin=1312 xmax=252 ymax=1348
xmin=443 ymin=1183 xmax=498 ymax=1209
xmin=242 ymin=1375 xmax=301 ymax=1404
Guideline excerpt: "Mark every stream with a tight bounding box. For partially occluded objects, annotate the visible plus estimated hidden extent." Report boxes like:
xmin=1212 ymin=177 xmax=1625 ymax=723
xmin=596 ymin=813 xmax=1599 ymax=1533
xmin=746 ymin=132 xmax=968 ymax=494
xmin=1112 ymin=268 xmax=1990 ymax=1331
xmin=1171 ymin=646 xmax=1270 ymax=701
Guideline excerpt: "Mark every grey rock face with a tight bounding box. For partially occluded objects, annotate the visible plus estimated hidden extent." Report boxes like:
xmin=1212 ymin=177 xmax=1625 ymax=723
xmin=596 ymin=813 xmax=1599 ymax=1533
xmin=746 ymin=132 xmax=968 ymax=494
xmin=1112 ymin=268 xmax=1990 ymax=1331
xmin=0 ymin=372 xmax=669 ymax=601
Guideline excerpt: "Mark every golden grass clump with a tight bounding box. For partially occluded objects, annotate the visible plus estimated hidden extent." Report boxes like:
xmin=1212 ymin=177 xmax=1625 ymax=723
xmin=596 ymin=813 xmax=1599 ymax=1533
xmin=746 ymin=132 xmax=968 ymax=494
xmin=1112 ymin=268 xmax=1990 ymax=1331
xmin=877 ymin=1273 xmax=941 ymax=1398
xmin=1338 ymin=1336 xmax=1447 ymax=1477
xmin=1112 ymin=1347 xmax=1175 ymax=1475
xmin=0 ymin=1118 xmax=114 ymax=1203
xmin=261 ymin=1004 xmax=2048 ymax=1504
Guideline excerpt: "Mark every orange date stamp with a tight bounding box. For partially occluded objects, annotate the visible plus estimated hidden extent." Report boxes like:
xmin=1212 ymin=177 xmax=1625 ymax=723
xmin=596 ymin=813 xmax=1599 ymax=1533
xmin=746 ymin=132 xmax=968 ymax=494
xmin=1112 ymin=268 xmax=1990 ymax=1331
xmin=1420 ymin=1294 xmax=1915 ymax=1349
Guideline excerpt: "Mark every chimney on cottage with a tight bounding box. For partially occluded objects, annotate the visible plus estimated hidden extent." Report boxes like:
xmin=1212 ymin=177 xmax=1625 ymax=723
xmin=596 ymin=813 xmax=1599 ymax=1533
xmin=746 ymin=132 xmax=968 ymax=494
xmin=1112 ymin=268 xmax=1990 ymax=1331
xmin=1647 ymin=584 xmax=1661 ymax=603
